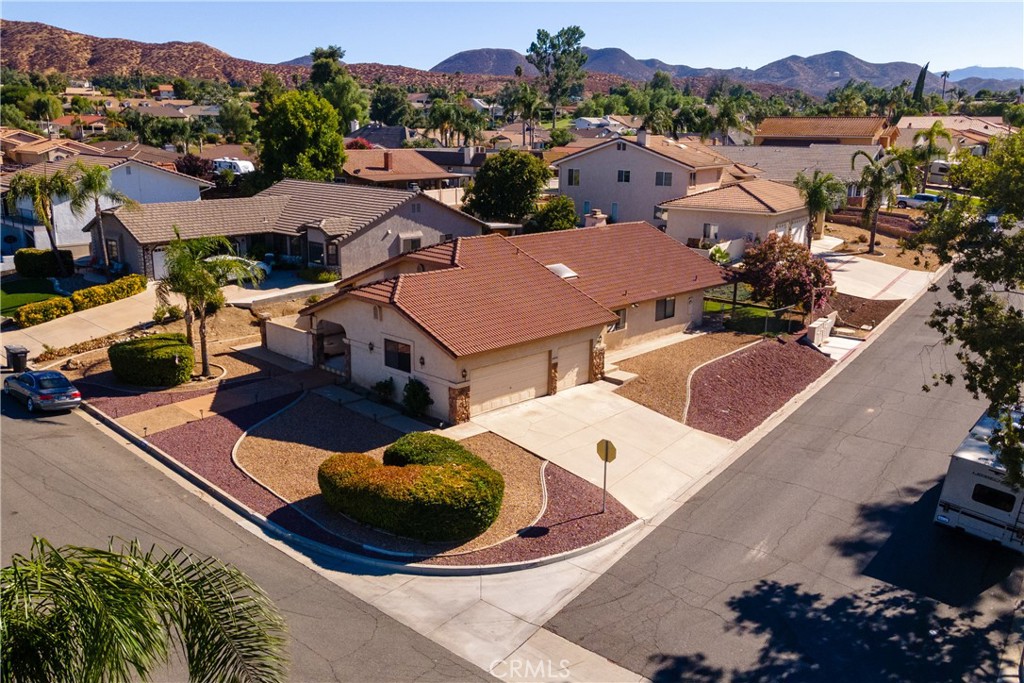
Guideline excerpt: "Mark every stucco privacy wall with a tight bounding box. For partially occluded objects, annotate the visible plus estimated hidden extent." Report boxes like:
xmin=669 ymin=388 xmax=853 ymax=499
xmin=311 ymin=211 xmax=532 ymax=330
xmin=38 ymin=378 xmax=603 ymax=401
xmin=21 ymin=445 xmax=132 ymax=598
xmin=266 ymin=315 xmax=314 ymax=365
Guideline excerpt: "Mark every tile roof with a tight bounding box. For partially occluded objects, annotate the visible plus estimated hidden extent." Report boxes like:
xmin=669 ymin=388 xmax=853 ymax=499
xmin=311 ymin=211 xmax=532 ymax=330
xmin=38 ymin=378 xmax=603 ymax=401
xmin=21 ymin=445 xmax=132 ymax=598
xmin=552 ymin=135 xmax=731 ymax=170
xmin=0 ymin=154 xmax=212 ymax=192
xmin=91 ymin=141 xmax=181 ymax=165
xmin=755 ymin=117 xmax=891 ymax=140
xmin=342 ymin=149 xmax=458 ymax=183
xmin=510 ymin=222 xmax=727 ymax=309
xmin=718 ymin=144 xmax=883 ymax=183
xmin=345 ymin=235 xmax=616 ymax=357
xmin=347 ymin=124 xmax=422 ymax=149
xmin=102 ymin=196 xmax=290 ymax=243
xmin=415 ymin=148 xmax=489 ymax=169
xmin=51 ymin=115 xmax=107 ymax=126
xmin=7 ymin=138 xmax=102 ymax=155
xmin=257 ymin=178 xmax=420 ymax=237
xmin=661 ymin=178 xmax=806 ymax=214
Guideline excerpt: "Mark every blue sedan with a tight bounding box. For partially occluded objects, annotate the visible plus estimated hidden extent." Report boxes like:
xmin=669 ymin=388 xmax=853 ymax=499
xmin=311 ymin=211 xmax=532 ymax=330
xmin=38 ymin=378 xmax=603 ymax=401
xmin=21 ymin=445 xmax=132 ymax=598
xmin=2 ymin=371 xmax=82 ymax=412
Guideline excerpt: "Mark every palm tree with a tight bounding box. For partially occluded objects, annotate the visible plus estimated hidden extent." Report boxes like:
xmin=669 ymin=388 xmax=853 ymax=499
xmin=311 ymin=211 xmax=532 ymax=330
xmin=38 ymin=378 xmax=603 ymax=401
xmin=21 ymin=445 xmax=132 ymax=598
xmin=940 ymin=70 xmax=950 ymax=101
xmin=671 ymin=104 xmax=714 ymax=141
xmin=2 ymin=537 xmax=287 ymax=683
xmin=851 ymin=149 xmax=917 ymax=255
xmin=517 ymin=84 xmax=543 ymax=149
xmin=157 ymin=230 xmax=264 ymax=377
xmin=709 ymin=96 xmax=749 ymax=145
xmin=69 ymin=161 xmax=139 ymax=276
xmin=913 ymin=121 xmax=953 ymax=191
xmin=4 ymin=169 xmax=76 ymax=277
xmin=794 ymin=169 xmax=848 ymax=247
xmin=641 ymin=105 xmax=673 ymax=136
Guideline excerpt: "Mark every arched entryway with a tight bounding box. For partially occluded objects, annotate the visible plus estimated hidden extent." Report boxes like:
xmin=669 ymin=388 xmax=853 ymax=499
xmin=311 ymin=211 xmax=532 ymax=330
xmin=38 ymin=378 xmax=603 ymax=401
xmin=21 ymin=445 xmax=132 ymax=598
xmin=315 ymin=320 xmax=349 ymax=380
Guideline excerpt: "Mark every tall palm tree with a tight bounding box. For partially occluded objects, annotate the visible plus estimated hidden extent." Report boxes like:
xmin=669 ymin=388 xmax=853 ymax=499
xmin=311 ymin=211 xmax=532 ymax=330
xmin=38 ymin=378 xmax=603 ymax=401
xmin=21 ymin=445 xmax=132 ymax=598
xmin=2 ymin=537 xmax=287 ymax=683
xmin=851 ymin=149 xmax=917 ymax=255
xmin=794 ymin=169 xmax=848 ymax=247
xmin=641 ymin=105 xmax=673 ymax=136
xmin=709 ymin=95 xmax=749 ymax=145
xmin=517 ymin=84 xmax=543 ymax=149
xmin=4 ymin=169 xmax=76 ymax=277
xmin=913 ymin=121 xmax=953 ymax=191
xmin=940 ymin=70 xmax=950 ymax=101
xmin=69 ymin=161 xmax=139 ymax=276
xmin=671 ymin=104 xmax=713 ymax=141
xmin=157 ymin=230 xmax=264 ymax=376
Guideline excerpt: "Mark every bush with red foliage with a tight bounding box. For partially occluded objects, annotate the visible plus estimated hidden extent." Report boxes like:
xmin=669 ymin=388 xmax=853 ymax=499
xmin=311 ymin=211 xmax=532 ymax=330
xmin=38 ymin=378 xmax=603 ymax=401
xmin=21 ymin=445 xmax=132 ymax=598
xmin=345 ymin=137 xmax=373 ymax=150
xmin=174 ymin=153 xmax=215 ymax=181
xmin=742 ymin=233 xmax=834 ymax=310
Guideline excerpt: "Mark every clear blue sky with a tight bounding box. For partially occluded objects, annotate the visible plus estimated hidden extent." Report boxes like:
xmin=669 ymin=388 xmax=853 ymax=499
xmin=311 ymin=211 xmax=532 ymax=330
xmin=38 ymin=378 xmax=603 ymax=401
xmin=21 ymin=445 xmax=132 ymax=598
xmin=4 ymin=2 xmax=1023 ymax=74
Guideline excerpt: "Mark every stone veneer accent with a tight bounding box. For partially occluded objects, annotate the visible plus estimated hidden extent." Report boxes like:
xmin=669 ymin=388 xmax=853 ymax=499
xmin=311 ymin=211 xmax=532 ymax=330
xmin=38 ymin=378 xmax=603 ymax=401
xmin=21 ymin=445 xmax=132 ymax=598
xmin=548 ymin=359 xmax=559 ymax=396
xmin=590 ymin=343 xmax=606 ymax=382
xmin=448 ymin=385 xmax=471 ymax=424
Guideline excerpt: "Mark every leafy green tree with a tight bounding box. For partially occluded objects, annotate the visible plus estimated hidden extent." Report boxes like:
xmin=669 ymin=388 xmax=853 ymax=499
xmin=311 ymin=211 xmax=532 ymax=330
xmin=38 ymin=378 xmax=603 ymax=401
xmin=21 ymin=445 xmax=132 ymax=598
xmin=912 ymin=62 xmax=929 ymax=104
xmin=548 ymin=128 xmax=575 ymax=147
xmin=4 ymin=170 xmax=76 ymax=276
xmin=69 ymin=161 xmax=139 ymax=276
xmin=23 ymin=93 xmax=62 ymax=121
xmin=68 ymin=95 xmax=96 ymax=114
xmin=1 ymin=537 xmax=287 ymax=683
xmin=851 ymin=149 xmax=917 ymax=254
xmin=794 ymin=169 xmax=847 ymax=246
xmin=369 ymin=83 xmax=414 ymax=126
xmin=0 ymin=103 xmax=35 ymax=132
xmin=157 ymin=231 xmax=264 ymax=375
xmin=253 ymin=71 xmax=285 ymax=114
xmin=463 ymin=149 xmax=551 ymax=222
xmin=217 ymin=98 xmax=254 ymax=143
xmin=309 ymin=45 xmax=345 ymax=91
xmin=322 ymin=71 xmax=368 ymax=131
xmin=915 ymin=130 xmax=1024 ymax=485
xmin=526 ymin=26 xmax=588 ymax=130
xmin=742 ymin=233 xmax=834 ymax=310
xmin=525 ymin=195 xmax=577 ymax=233
xmin=256 ymin=90 xmax=345 ymax=182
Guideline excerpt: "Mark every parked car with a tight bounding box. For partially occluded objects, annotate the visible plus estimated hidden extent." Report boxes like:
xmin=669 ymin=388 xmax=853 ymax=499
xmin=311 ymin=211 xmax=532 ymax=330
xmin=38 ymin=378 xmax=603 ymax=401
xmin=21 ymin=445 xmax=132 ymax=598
xmin=2 ymin=371 xmax=82 ymax=412
xmin=204 ymin=255 xmax=271 ymax=283
xmin=895 ymin=193 xmax=944 ymax=209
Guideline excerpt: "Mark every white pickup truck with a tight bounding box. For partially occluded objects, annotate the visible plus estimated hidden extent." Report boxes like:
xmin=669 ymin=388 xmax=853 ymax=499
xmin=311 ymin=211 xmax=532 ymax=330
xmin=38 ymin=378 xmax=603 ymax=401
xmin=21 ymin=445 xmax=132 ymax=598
xmin=895 ymin=193 xmax=943 ymax=209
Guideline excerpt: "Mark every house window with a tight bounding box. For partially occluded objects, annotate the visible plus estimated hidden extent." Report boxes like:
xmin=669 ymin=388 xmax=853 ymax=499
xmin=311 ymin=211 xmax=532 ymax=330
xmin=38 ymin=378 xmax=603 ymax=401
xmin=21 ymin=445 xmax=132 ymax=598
xmin=616 ymin=142 xmax=626 ymax=151
xmin=384 ymin=339 xmax=412 ymax=372
xmin=617 ymin=170 xmax=631 ymax=183
xmin=655 ymin=171 xmax=673 ymax=187
xmin=106 ymin=239 xmax=121 ymax=263
xmin=441 ymin=233 xmax=453 ymax=242
xmin=566 ymin=169 xmax=580 ymax=186
xmin=373 ymin=305 xmax=383 ymax=321
xmin=125 ymin=166 xmax=132 ymax=176
xmin=610 ymin=203 xmax=618 ymax=222
xmin=608 ymin=308 xmax=627 ymax=332
xmin=702 ymin=223 xmax=719 ymax=240
xmin=308 ymin=242 xmax=324 ymax=266
xmin=401 ymin=237 xmax=422 ymax=252
xmin=326 ymin=242 xmax=338 ymax=266
xmin=971 ymin=484 xmax=1016 ymax=513
xmin=411 ymin=202 xmax=422 ymax=214
xmin=582 ymin=200 xmax=591 ymax=215
xmin=656 ymin=297 xmax=676 ymax=321
xmin=688 ymin=172 xmax=697 ymax=187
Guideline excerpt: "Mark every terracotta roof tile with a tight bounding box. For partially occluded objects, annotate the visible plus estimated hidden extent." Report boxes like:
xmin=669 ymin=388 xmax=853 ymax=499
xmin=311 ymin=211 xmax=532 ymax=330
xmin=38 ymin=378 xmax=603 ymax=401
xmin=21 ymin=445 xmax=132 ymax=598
xmin=552 ymin=135 xmax=730 ymax=170
xmin=343 ymin=149 xmax=458 ymax=183
xmin=510 ymin=222 xmax=728 ymax=308
xmin=661 ymin=178 xmax=806 ymax=214
xmin=755 ymin=116 xmax=890 ymax=140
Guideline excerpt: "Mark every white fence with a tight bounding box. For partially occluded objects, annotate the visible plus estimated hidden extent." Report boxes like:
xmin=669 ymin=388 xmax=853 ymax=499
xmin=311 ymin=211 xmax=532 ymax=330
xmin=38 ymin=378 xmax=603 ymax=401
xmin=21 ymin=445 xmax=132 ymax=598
xmin=265 ymin=315 xmax=313 ymax=365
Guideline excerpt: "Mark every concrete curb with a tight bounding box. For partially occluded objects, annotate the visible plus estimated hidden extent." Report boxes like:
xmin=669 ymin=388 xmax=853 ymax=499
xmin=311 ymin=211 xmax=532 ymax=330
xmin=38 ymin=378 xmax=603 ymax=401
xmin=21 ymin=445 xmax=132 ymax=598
xmin=84 ymin=399 xmax=645 ymax=577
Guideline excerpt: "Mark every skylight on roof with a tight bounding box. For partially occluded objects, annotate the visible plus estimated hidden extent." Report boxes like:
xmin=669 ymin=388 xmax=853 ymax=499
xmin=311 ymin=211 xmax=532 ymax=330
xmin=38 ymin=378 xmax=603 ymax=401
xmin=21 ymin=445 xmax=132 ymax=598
xmin=546 ymin=263 xmax=578 ymax=279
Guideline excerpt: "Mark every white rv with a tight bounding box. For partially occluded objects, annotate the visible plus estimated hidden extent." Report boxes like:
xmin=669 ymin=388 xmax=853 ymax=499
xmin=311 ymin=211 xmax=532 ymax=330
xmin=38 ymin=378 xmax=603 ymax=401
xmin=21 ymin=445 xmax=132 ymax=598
xmin=934 ymin=409 xmax=1024 ymax=552
xmin=212 ymin=157 xmax=255 ymax=175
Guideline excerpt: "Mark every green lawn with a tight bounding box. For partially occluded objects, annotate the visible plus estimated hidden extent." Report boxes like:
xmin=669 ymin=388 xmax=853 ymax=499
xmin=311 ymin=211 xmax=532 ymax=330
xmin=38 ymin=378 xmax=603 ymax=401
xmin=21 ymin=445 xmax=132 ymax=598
xmin=1 ymin=278 xmax=56 ymax=317
xmin=704 ymin=300 xmax=799 ymax=336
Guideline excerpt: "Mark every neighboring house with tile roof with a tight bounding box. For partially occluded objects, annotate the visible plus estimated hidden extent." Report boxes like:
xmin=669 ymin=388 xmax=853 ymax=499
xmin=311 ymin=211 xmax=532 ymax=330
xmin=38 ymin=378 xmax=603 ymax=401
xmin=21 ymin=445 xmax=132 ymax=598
xmin=718 ymin=144 xmax=882 ymax=202
xmin=891 ymin=115 xmax=1017 ymax=157
xmin=660 ymin=178 xmax=810 ymax=260
xmin=340 ymin=149 xmax=461 ymax=190
xmin=91 ymin=141 xmax=181 ymax=170
xmin=88 ymin=178 xmax=484 ymax=279
xmin=284 ymin=222 xmax=726 ymax=422
xmin=2 ymin=155 xmax=212 ymax=260
xmin=414 ymin=146 xmax=491 ymax=178
xmin=0 ymin=127 xmax=102 ymax=165
xmin=51 ymin=114 xmax=109 ymax=139
xmin=551 ymin=131 xmax=740 ymax=227
xmin=754 ymin=117 xmax=899 ymax=147
xmin=346 ymin=123 xmax=424 ymax=149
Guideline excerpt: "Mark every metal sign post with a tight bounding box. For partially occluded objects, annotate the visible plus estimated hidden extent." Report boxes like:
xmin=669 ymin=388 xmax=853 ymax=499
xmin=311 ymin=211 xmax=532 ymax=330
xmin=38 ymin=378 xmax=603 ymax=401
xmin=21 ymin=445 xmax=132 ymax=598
xmin=596 ymin=439 xmax=617 ymax=513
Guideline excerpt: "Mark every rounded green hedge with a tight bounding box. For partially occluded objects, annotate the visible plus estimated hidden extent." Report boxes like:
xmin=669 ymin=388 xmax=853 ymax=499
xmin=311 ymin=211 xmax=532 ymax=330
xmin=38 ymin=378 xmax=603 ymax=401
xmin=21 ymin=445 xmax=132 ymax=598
xmin=13 ymin=248 xmax=74 ymax=278
xmin=318 ymin=433 xmax=504 ymax=543
xmin=107 ymin=333 xmax=194 ymax=387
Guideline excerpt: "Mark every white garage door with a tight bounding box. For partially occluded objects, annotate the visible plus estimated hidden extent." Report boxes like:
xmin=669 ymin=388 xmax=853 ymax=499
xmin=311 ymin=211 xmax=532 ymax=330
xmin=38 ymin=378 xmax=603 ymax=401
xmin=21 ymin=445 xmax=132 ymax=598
xmin=152 ymin=247 xmax=167 ymax=280
xmin=556 ymin=341 xmax=591 ymax=392
xmin=470 ymin=352 xmax=549 ymax=416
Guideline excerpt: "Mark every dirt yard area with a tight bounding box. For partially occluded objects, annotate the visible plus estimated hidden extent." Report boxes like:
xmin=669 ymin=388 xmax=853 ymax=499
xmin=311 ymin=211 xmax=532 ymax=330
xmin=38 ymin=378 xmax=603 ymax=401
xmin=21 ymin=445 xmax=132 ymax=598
xmin=823 ymin=222 xmax=940 ymax=272
xmin=824 ymin=292 xmax=904 ymax=329
xmin=614 ymin=332 xmax=761 ymax=421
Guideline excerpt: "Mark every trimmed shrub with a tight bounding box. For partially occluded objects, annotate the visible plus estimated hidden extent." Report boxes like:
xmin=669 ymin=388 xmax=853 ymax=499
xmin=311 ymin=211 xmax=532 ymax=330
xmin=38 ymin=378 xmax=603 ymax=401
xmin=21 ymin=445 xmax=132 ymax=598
xmin=13 ymin=248 xmax=74 ymax=278
xmin=108 ymin=333 xmax=194 ymax=387
xmin=371 ymin=377 xmax=395 ymax=402
xmin=70 ymin=274 xmax=147 ymax=311
xmin=298 ymin=267 xmax=341 ymax=283
xmin=14 ymin=296 xmax=73 ymax=327
xmin=152 ymin=304 xmax=184 ymax=323
xmin=318 ymin=433 xmax=505 ymax=542
xmin=402 ymin=377 xmax=433 ymax=417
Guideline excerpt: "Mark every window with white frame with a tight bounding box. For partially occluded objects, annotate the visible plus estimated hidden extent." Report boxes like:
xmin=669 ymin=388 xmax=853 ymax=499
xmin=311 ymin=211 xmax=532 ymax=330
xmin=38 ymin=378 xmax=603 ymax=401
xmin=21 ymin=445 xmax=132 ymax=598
xmin=411 ymin=202 xmax=422 ymax=214
xmin=703 ymin=223 xmax=719 ymax=240
xmin=688 ymin=172 xmax=697 ymax=187
xmin=655 ymin=171 xmax=673 ymax=186
xmin=326 ymin=242 xmax=338 ymax=266
xmin=616 ymin=141 xmax=626 ymax=151
xmin=608 ymin=308 xmax=627 ymax=332
xmin=655 ymin=297 xmax=676 ymax=321
xmin=566 ymin=168 xmax=580 ymax=186
xmin=617 ymin=170 xmax=631 ymax=183
xmin=401 ymin=236 xmax=422 ymax=252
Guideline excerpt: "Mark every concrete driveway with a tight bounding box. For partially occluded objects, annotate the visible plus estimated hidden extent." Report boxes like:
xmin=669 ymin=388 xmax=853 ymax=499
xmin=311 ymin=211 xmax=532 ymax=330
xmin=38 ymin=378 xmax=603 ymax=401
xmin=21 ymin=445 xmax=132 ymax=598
xmin=812 ymin=241 xmax=934 ymax=300
xmin=470 ymin=385 xmax=733 ymax=520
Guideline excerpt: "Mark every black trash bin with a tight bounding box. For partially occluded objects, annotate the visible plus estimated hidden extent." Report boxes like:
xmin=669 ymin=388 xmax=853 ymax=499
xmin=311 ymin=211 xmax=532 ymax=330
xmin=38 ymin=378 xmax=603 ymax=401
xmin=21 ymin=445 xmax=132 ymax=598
xmin=5 ymin=345 xmax=28 ymax=373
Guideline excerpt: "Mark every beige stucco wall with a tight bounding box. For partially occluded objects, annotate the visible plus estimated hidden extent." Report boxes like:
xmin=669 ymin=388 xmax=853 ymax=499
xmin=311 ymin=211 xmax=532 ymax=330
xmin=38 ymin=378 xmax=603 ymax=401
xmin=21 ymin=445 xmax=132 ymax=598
xmin=265 ymin=315 xmax=314 ymax=365
xmin=556 ymin=144 xmax=723 ymax=225
xmin=600 ymin=291 xmax=705 ymax=350
xmin=664 ymin=207 xmax=809 ymax=246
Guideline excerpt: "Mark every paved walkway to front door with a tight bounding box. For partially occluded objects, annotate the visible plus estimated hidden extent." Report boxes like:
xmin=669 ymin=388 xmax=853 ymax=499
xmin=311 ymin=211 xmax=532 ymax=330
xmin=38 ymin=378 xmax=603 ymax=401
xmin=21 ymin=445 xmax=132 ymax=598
xmin=469 ymin=384 xmax=734 ymax=520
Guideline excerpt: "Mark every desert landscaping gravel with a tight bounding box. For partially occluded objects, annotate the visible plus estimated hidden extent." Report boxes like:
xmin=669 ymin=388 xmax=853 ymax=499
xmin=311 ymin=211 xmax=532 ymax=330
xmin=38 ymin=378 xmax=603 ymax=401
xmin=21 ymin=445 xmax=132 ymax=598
xmin=615 ymin=332 xmax=761 ymax=420
xmin=824 ymin=293 xmax=904 ymax=330
xmin=686 ymin=338 xmax=834 ymax=440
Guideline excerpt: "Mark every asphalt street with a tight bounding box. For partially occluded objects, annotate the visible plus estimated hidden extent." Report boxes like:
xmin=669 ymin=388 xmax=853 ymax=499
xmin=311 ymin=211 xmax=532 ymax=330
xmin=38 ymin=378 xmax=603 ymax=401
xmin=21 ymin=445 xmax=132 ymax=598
xmin=0 ymin=397 xmax=488 ymax=682
xmin=547 ymin=283 xmax=1024 ymax=681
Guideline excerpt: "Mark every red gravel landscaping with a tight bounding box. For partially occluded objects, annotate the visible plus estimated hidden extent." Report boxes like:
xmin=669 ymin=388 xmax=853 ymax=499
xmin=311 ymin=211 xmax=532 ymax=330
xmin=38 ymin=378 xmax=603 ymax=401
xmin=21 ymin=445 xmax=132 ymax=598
xmin=686 ymin=338 xmax=834 ymax=441
xmin=80 ymin=382 xmax=217 ymax=418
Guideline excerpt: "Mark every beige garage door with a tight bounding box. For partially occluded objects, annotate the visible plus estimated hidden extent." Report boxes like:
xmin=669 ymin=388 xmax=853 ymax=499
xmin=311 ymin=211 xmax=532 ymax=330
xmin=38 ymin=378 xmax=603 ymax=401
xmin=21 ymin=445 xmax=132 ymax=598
xmin=556 ymin=341 xmax=591 ymax=392
xmin=470 ymin=352 xmax=549 ymax=416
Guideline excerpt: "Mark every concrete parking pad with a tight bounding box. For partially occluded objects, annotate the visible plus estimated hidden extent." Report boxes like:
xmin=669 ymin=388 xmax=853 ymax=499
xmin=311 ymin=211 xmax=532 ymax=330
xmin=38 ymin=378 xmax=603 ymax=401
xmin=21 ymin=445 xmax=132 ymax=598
xmin=470 ymin=385 xmax=733 ymax=520
xmin=813 ymin=249 xmax=933 ymax=300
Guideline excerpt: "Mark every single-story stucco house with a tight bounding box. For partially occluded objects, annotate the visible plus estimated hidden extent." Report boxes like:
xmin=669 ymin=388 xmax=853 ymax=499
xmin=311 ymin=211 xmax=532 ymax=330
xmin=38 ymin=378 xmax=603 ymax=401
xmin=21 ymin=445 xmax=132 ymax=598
xmin=268 ymin=222 xmax=726 ymax=423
